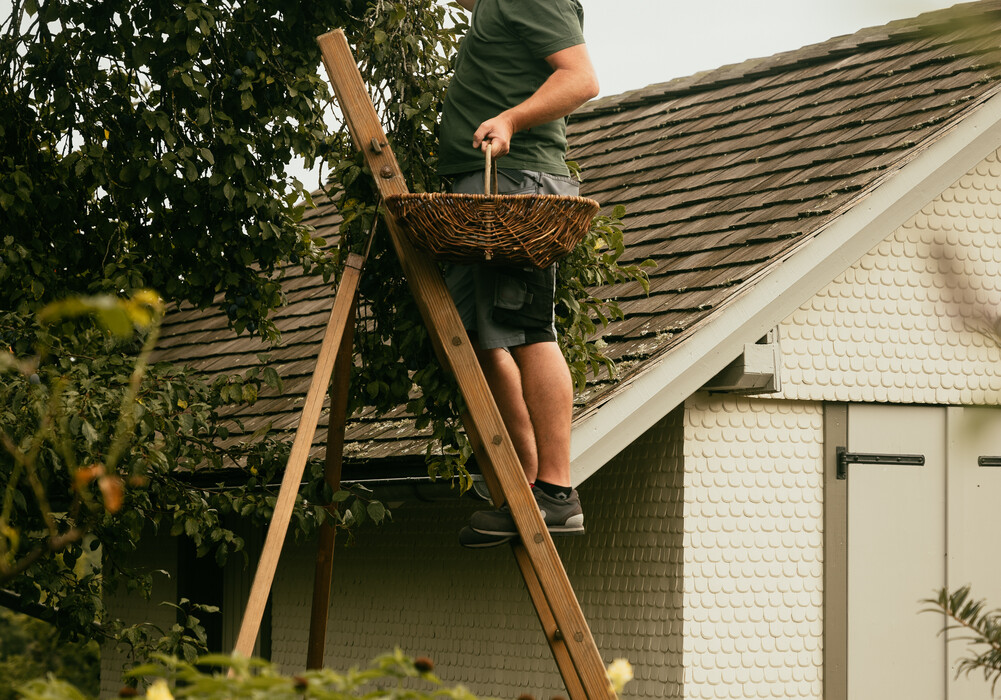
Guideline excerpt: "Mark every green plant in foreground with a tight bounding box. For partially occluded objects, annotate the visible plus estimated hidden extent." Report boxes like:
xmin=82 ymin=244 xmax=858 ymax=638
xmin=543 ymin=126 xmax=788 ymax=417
xmin=19 ymin=650 xmax=483 ymax=700
xmin=925 ymin=586 xmax=1001 ymax=693
xmin=15 ymin=651 xmax=634 ymax=699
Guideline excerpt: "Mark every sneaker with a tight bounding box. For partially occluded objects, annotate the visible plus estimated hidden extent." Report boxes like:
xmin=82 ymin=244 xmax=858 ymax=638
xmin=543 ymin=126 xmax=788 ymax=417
xmin=536 ymin=488 xmax=585 ymax=535
xmin=468 ymin=488 xmax=585 ymax=537
xmin=458 ymin=526 xmax=513 ymax=549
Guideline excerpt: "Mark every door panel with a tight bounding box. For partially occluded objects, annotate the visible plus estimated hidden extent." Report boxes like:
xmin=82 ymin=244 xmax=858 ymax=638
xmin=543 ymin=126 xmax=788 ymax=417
xmin=946 ymin=407 xmax=1001 ymax=700
xmin=847 ymin=404 xmax=947 ymax=700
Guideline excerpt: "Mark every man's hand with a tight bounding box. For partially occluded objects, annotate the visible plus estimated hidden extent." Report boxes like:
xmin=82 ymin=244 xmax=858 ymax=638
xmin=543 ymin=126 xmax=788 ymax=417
xmin=473 ymin=114 xmax=516 ymax=158
xmin=470 ymin=43 xmax=598 ymax=160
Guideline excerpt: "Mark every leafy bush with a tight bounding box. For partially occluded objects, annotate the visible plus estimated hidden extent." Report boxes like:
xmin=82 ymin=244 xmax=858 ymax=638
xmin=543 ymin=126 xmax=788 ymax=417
xmin=0 ymin=608 xmax=98 ymax=700
xmin=15 ymin=650 xmax=634 ymax=699
xmin=15 ymin=651 xmax=489 ymax=700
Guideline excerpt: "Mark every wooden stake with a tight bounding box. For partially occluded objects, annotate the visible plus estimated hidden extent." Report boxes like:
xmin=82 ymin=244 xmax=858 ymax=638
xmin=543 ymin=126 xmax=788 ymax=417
xmin=305 ymin=282 xmax=358 ymax=669
xmin=232 ymin=253 xmax=365 ymax=660
xmin=317 ymin=30 xmax=613 ymax=699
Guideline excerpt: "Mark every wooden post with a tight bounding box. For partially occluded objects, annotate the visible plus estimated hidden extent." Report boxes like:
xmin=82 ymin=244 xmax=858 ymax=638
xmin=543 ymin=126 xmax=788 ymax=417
xmin=305 ymin=279 xmax=358 ymax=669
xmin=317 ymin=30 xmax=613 ymax=699
xmin=232 ymin=253 xmax=365 ymax=660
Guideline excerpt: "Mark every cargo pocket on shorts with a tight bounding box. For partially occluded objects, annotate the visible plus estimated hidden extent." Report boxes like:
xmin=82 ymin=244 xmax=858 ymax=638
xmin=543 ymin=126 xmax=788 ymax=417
xmin=491 ymin=266 xmax=554 ymax=330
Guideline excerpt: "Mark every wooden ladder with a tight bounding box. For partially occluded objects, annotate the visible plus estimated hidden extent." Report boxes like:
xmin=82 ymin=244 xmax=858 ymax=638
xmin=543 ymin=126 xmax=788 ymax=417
xmin=232 ymin=29 xmax=614 ymax=700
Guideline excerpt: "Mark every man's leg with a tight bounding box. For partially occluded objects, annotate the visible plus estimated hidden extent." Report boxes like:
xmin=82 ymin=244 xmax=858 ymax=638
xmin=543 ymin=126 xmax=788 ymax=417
xmin=475 ymin=345 xmax=540 ymax=483
xmin=475 ymin=340 xmax=573 ymax=486
xmin=464 ymin=338 xmax=582 ymax=542
xmin=509 ymin=340 xmax=572 ymax=487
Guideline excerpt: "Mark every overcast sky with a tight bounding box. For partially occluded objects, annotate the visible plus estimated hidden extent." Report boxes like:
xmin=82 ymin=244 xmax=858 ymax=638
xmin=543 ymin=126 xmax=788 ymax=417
xmin=583 ymin=0 xmax=962 ymax=98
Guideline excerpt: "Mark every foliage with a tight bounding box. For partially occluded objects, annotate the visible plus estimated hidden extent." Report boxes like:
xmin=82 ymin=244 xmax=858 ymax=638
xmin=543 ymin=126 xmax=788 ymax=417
xmin=558 ymin=204 xmax=653 ymax=392
xmin=0 ymin=0 xmax=394 ymax=645
xmin=112 ymin=599 xmax=220 ymax=670
xmin=0 ymin=296 xmax=385 ymax=647
xmin=19 ymin=650 xmax=484 ymax=700
xmin=14 ymin=650 xmax=635 ymax=699
xmin=0 ymin=607 xmax=99 ymax=700
xmin=925 ymin=586 xmax=1001 ymax=694
xmin=0 ymin=0 xmax=355 ymax=339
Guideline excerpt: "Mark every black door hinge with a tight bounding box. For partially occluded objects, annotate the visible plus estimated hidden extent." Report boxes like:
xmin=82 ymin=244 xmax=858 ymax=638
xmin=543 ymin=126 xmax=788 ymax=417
xmin=836 ymin=446 xmax=925 ymax=480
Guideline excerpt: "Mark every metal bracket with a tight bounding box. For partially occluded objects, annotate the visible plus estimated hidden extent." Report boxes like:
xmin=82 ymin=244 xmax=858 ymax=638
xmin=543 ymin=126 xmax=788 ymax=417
xmin=836 ymin=446 xmax=925 ymax=480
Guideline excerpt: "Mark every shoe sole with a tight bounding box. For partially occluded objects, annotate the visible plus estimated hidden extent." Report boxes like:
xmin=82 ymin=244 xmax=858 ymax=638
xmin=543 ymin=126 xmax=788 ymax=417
xmin=469 ymin=523 xmax=585 ymax=537
xmin=459 ymin=526 xmax=514 ymax=549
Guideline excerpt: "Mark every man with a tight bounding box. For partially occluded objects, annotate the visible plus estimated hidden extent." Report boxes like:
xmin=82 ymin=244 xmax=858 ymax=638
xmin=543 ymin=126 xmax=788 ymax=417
xmin=437 ymin=0 xmax=599 ymax=547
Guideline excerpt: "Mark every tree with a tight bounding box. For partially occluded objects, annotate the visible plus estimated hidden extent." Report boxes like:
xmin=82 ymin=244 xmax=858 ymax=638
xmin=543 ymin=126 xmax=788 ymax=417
xmin=1 ymin=0 xmax=391 ymax=648
xmin=1 ymin=0 xmax=649 ymax=660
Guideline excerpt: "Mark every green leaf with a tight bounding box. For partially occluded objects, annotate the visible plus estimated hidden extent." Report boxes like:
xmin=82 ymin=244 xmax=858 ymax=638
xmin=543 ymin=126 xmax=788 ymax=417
xmin=366 ymin=501 xmax=387 ymax=523
xmin=80 ymin=420 xmax=99 ymax=444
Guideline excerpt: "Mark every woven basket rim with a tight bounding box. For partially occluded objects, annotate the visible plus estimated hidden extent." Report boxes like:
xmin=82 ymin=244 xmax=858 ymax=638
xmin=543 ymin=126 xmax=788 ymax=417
xmin=385 ymin=192 xmax=600 ymax=206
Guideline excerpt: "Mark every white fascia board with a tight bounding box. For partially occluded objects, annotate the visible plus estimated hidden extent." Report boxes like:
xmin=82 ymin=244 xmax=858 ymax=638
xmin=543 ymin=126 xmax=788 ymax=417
xmin=570 ymin=87 xmax=1001 ymax=485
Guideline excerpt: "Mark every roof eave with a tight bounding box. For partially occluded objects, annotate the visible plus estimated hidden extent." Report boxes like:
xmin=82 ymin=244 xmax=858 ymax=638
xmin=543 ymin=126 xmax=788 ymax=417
xmin=569 ymin=86 xmax=1001 ymax=485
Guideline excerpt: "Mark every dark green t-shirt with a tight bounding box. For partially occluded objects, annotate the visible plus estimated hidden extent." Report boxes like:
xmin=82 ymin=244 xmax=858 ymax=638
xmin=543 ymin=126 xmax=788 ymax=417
xmin=437 ymin=0 xmax=585 ymax=177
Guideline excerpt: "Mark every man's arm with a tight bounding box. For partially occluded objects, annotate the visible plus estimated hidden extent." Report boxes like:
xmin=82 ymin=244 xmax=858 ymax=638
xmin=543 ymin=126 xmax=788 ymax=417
xmin=472 ymin=43 xmax=599 ymax=158
xmin=455 ymin=0 xmax=475 ymax=11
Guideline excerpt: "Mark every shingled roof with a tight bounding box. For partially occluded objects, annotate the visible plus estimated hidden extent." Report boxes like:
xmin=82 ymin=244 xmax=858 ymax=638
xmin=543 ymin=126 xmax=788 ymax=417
xmin=155 ymin=0 xmax=1001 ymax=479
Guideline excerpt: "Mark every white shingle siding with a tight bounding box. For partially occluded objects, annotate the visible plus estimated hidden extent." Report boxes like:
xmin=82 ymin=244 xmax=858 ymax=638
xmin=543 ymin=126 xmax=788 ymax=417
xmin=268 ymin=409 xmax=686 ymax=698
xmin=683 ymin=395 xmax=824 ymax=700
xmin=778 ymin=147 xmax=1001 ymax=406
xmin=265 ymin=401 xmax=825 ymax=700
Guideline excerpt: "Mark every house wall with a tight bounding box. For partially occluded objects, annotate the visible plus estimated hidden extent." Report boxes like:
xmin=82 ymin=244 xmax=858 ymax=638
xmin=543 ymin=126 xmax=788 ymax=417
xmin=99 ymin=530 xmax=178 ymax=697
xmin=269 ymin=407 xmax=686 ymax=699
xmin=776 ymin=147 xmax=1001 ymax=405
xmin=682 ymin=394 xmax=824 ymax=700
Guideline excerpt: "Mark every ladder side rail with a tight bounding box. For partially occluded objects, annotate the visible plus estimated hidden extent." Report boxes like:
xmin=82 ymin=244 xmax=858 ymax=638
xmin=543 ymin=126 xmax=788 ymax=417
xmin=232 ymin=253 xmax=365 ymax=659
xmin=317 ymin=31 xmax=613 ymax=699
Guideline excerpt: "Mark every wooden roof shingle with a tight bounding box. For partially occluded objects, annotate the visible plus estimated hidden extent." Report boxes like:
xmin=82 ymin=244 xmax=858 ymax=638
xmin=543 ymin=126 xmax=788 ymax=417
xmin=156 ymin=0 xmax=1001 ymax=475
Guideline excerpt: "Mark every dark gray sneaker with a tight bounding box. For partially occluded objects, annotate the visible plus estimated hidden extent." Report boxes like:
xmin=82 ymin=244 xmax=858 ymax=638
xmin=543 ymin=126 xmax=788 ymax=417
xmin=535 ymin=488 xmax=585 ymax=535
xmin=468 ymin=488 xmax=584 ymax=537
xmin=458 ymin=526 xmax=513 ymax=549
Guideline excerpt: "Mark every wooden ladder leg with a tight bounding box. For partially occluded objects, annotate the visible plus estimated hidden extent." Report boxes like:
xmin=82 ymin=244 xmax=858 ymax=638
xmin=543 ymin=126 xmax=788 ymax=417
xmin=306 ymin=289 xmax=358 ymax=669
xmin=512 ymin=543 xmax=588 ymax=699
xmin=317 ymin=31 xmax=614 ymax=700
xmin=232 ymin=253 xmax=365 ymax=660
xmin=469 ymin=419 xmax=587 ymax=697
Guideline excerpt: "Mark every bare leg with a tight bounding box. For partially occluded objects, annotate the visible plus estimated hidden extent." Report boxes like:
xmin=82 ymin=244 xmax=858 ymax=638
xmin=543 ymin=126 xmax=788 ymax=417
xmin=476 ymin=340 xmax=572 ymax=487
xmin=510 ymin=341 xmax=573 ymax=487
xmin=462 ymin=340 xmax=577 ymax=546
xmin=475 ymin=345 xmax=540 ymax=482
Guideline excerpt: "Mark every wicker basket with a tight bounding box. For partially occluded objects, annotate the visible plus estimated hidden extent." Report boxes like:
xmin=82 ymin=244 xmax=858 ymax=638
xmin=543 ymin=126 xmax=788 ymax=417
xmin=385 ymin=145 xmax=599 ymax=268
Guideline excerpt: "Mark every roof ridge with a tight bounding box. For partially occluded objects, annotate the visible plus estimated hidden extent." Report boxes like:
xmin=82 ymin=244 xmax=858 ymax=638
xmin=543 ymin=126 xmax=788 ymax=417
xmin=574 ymin=0 xmax=1001 ymax=118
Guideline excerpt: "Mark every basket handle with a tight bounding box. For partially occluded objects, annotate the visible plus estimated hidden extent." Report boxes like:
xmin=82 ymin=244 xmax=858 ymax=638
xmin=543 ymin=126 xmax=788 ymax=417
xmin=484 ymin=141 xmax=498 ymax=195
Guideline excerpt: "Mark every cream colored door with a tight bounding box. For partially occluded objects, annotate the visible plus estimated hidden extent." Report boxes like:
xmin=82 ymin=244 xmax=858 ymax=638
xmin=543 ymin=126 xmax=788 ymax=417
xmin=945 ymin=407 xmax=1001 ymax=700
xmin=847 ymin=404 xmax=947 ymax=700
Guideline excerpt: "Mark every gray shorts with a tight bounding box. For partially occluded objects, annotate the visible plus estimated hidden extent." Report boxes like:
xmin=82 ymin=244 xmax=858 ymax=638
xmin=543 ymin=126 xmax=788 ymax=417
xmin=445 ymin=168 xmax=580 ymax=349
